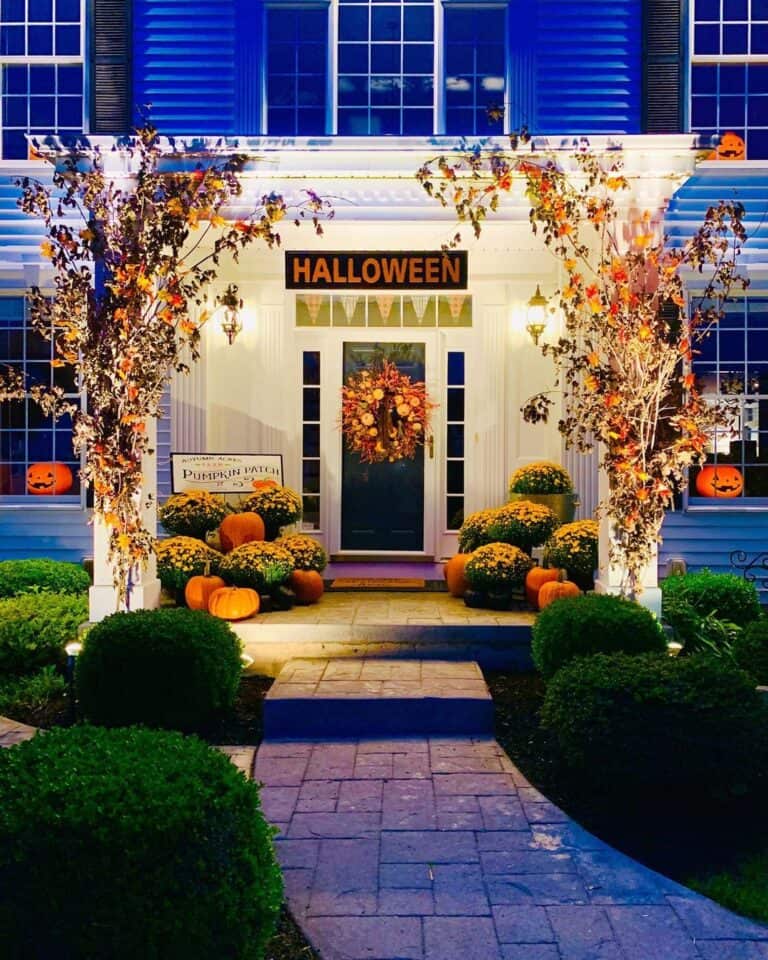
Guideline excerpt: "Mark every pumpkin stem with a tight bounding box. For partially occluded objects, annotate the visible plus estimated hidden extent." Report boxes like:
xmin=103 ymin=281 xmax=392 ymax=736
xmin=557 ymin=569 xmax=566 ymax=583
xmin=203 ymin=560 xmax=211 ymax=577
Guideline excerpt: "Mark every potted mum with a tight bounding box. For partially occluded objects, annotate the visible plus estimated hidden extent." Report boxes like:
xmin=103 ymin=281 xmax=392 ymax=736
xmin=241 ymin=484 xmax=303 ymax=541
xmin=543 ymin=519 xmax=599 ymax=591
xmin=464 ymin=542 xmax=534 ymax=610
xmin=508 ymin=461 xmax=578 ymax=523
xmin=158 ymin=490 xmax=229 ymax=541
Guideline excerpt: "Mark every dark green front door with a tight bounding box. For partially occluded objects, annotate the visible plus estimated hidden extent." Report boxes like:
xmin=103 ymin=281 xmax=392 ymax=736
xmin=341 ymin=342 xmax=425 ymax=551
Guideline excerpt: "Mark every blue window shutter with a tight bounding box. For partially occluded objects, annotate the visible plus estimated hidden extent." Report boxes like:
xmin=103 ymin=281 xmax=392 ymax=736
xmin=133 ymin=0 xmax=249 ymax=135
xmin=521 ymin=0 xmax=642 ymax=135
xmin=92 ymin=0 xmax=132 ymax=133
xmin=643 ymin=0 xmax=683 ymax=133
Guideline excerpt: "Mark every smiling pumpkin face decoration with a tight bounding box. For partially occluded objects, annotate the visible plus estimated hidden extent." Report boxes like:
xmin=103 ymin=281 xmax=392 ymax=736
xmin=695 ymin=464 xmax=744 ymax=498
xmin=26 ymin=462 xmax=74 ymax=495
xmin=707 ymin=131 xmax=746 ymax=161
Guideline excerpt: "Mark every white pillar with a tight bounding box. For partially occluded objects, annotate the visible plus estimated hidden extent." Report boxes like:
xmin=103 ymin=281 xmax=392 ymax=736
xmin=88 ymin=418 xmax=162 ymax=621
xmin=593 ymin=463 xmax=662 ymax=617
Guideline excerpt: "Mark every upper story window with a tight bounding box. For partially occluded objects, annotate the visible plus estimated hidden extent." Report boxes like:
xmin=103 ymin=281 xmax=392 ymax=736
xmin=0 ymin=0 xmax=84 ymax=159
xmin=337 ymin=0 xmax=435 ymax=135
xmin=444 ymin=5 xmax=505 ymax=136
xmin=267 ymin=5 xmax=329 ymax=136
xmin=690 ymin=0 xmax=768 ymax=158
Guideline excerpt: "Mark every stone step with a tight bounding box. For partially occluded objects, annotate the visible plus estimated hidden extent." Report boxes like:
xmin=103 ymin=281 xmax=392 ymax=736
xmin=263 ymin=658 xmax=494 ymax=740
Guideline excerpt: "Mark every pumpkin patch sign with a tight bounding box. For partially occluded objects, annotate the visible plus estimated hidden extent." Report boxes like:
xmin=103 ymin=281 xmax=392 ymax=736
xmin=171 ymin=453 xmax=283 ymax=493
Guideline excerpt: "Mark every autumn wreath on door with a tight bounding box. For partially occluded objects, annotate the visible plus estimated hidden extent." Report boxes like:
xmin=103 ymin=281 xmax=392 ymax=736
xmin=341 ymin=360 xmax=435 ymax=463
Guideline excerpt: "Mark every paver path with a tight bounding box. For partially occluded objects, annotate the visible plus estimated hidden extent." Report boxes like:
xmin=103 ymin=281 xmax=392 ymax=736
xmin=255 ymin=735 xmax=768 ymax=960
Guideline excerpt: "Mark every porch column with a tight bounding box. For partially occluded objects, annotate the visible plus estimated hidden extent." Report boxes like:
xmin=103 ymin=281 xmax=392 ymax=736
xmin=88 ymin=418 xmax=162 ymax=621
xmin=593 ymin=464 xmax=662 ymax=617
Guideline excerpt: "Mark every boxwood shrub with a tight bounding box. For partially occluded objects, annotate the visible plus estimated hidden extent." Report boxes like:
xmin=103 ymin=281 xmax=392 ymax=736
xmin=76 ymin=608 xmax=242 ymax=732
xmin=0 ymin=592 xmax=88 ymax=677
xmin=733 ymin=619 xmax=768 ymax=685
xmin=541 ymin=653 xmax=768 ymax=794
xmin=531 ymin=592 xmax=667 ymax=679
xmin=0 ymin=558 xmax=90 ymax=598
xmin=0 ymin=725 xmax=282 ymax=960
xmin=661 ymin=570 xmax=762 ymax=627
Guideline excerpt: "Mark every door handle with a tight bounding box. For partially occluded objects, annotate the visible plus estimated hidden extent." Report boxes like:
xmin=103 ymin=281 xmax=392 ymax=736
xmin=428 ymin=436 xmax=434 ymax=459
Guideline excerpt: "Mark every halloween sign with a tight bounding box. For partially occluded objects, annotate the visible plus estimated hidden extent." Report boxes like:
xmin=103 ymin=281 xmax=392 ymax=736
xmin=286 ymin=251 xmax=468 ymax=290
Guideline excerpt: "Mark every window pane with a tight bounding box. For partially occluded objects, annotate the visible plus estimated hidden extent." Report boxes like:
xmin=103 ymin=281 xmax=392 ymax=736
xmin=266 ymin=6 xmax=328 ymax=135
xmin=444 ymin=7 xmax=506 ymax=134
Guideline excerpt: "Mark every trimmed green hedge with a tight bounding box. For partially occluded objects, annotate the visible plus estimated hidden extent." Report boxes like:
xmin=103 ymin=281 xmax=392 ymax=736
xmin=76 ymin=608 xmax=242 ymax=732
xmin=541 ymin=653 xmax=768 ymax=794
xmin=0 ymin=592 xmax=88 ymax=677
xmin=0 ymin=725 xmax=282 ymax=960
xmin=661 ymin=570 xmax=762 ymax=627
xmin=733 ymin=619 xmax=768 ymax=685
xmin=531 ymin=592 xmax=667 ymax=680
xmin=0 ymin=558 xmax=90 ymax=598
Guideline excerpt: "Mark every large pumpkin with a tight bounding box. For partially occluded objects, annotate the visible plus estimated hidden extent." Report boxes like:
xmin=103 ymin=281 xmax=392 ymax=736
xmin=219 ymin=512 xmax=266 ymax=552
xmin=538 ymin=572 xmax=582 ymax=610
xmin=184 ymin=563 xmax=227 ymax=612
xmin=444 ymin=553 xmax=471 ymax=598
xmin=289 ymin=569 xmax=324 ymax=604
xmin=26 ymin=461 xmax=73 ymax=495
xmin=695 ymin=464 xmax=744 ymax=498
xmin=525 ymin=566 xmax=561 ymax=610
xmin=207 ymin=586 xmax=260 ymax=621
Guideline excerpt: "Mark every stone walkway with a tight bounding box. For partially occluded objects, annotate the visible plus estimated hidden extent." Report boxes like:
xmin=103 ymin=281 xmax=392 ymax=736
xmin=256 ymin=736 xmax=768 ymax=960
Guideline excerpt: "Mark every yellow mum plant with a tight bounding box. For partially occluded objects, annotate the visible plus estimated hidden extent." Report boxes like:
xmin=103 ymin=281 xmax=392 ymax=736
xmin=276 ymin=534 xmax=328 ymax=572
xmin=509 ymin=461 xmax=574 ymax=495
xmin=465 ymin=543 xmax=534 ymax=592
xmin=158 ymin=490 xmax=229 ymax=540
xmin=544 ymin=519 xmax=599 ymax=578
xmin=155 ymin=536 xmax=221 ymax=591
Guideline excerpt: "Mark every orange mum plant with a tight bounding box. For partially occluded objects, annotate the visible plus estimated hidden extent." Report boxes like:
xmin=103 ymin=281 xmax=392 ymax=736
xmin=418 ymin=148 xmax=747 ymax=597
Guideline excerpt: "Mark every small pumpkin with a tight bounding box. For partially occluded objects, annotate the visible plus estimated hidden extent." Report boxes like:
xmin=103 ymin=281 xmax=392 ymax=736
xmin=219 ymin=511 xmax=266 ymax=552
xmin=26 ymin=461 xmax=73 ymax=495
xmin=695 ymin=464 xmax=744 ymax=498
xmin=444 ymin=553 xmax=472 ymax=598
xmin=184 ymin=561 xmax=227 ymax=612
xmin=289 ymin=569 xmax=324 ymax=604
xmin=207 ymin=586 xmax=260 ymax=621
xmin=251 ymin=478 xmax=279 ymax=491
xmin=525 ymin=566 xmax=561 ymax=609
xmin=537 ymin=571 xmax=582 ymax=610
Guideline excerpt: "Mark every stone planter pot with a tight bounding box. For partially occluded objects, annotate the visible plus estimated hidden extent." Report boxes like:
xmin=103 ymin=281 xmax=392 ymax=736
xmin=507 ymin=492 xmax=579 ymax=524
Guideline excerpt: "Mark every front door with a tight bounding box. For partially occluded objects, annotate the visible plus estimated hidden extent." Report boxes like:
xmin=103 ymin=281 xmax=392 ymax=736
xmin=341 ymin=341 xmax=427 ymax=551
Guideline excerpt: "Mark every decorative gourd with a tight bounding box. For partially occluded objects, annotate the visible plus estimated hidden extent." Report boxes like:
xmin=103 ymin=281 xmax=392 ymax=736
xmin=218 ymin=511 xmax=266 ymax=552
xmin=207 ymin=586 xmax=260 ymax=621
xmin=26 ymin=461 xmax=73 ymax=495
xmin=525 ymin=566 xmax=561 ymax=609
xmin=695 ymin=464 xmax=744 ymax=498
xmin=537 ymin=571 xmax=582 ymax=610
xmin=289 ymin=569 xmax=325 ymax=604
xmin=183 ymin=562 xmax=227 ymax=612
xmin=444 ymin=553 xmax=472 ymax=598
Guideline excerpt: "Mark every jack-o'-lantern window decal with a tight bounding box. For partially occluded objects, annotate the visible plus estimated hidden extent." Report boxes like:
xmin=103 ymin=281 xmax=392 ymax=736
xmin=707 ymin=131 xmax=746 ymax=161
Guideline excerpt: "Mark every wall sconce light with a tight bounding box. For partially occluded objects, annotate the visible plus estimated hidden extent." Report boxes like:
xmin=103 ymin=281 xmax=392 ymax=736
xmin=526 ymin=284 xmax=548 ymax=345
xmin=217 ymin=283 xmax=243 ymax=345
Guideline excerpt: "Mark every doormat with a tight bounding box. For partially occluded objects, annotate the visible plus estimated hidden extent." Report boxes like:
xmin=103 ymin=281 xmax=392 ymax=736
xmin=329 ymin=577 xmax=426 ymax=591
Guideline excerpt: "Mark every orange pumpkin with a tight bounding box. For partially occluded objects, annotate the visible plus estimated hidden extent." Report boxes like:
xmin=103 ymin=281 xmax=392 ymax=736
xmin=219 ymin=512 xmax=266 ymax=552
xmin=538 ymin=572 xmax=582 ymax=610
xmin=207 ymin=586 xmax=260 ymax=621
xmin=695 ymin=464 xmax=744 ymax=498
xmin=26 ymin=461 xmax=73 ymax=495
xmin=707 ymin=131 xmax=746 ymax=161
xmin=251 ymin=479 xmax=279 ymax=491
xmin=184 ymin=562 xmax=227 ymax=612
xmin=290 ymin=569 xmax=325 ymax=604
xmin=444 ymin=554 xmax=472 ymax=598
xmin=525 ymin=566 xmax=561 ymax=609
